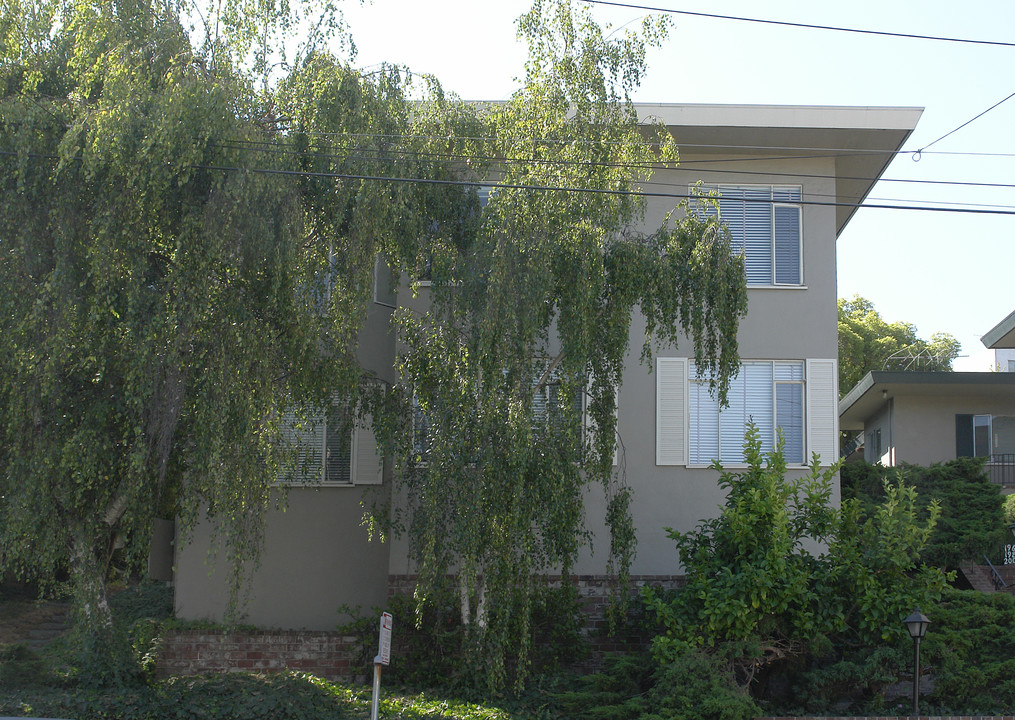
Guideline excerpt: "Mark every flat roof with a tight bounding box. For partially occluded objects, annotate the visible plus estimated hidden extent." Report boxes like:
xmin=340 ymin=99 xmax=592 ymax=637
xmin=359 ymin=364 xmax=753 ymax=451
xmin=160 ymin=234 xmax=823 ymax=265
xmin=839 ymin=370 xmax=1015 ymax=430
xmin=635 ymin=104 xmax=923 ymax=236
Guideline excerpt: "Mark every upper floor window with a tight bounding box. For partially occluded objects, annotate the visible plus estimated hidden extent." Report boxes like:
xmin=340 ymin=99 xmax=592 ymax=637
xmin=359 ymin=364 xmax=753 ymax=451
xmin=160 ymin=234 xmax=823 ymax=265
xmin=698 ymin=185 xmax=803 ymax=286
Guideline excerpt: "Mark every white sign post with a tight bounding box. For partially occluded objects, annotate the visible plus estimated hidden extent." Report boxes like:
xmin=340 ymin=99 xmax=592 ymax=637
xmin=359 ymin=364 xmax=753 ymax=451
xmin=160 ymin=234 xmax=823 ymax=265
xmin=370 ymin=612 xmax=393 ymax=720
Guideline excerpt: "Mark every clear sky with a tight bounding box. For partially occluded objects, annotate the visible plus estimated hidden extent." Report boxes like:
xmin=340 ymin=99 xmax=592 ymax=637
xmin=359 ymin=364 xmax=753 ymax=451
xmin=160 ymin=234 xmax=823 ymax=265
xmin=336 ymin=0 xmax=1015 ymax=371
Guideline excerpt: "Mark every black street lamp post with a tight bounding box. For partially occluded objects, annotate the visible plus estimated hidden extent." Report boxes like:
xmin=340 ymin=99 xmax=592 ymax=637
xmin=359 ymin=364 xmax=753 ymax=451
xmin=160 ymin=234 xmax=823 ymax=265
xmin=903 ymin=608 xmax=930 ymax=716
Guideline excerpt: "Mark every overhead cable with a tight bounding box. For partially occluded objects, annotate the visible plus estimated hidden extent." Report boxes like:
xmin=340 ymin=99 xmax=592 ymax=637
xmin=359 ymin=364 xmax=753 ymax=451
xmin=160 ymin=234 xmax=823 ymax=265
xmin=577 ymin=0 xmax=1015 ymax=48
xmin=916 ymin=90 xmax=1015 ymax=157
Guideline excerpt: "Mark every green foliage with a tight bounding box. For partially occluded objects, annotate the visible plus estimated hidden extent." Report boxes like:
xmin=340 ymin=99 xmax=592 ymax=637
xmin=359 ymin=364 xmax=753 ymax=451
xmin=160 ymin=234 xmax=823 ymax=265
xmin=2 ymin=0 xmax=747 ymax=690
xmin=0 ymin=670 xmax=523 ymax=719
xmin=765 ymin=588 xmax=1015 ymax=716
xmin=647 ymin=426 xmax=840 ymax=658
xmin=838 ymin=295 xmax=960 ymax=394
xmin=769 ymin=643 xmax=910 ymax=715
xmin=842 ymin=458 xmax=1008 ymax=568
xmin=340 ymin=581 xmax=588 ymax=694
xmin=647 ymin=426 xmax=948 ymax=680
xmin=374 ymin=0 xmax=747 ymax=693
xmin=0 ymin=644 xmax=56 ymax=687
xmin=920 ymin=588 xmax=1015 ymax=714
xmin=1005 ymin=493 xmax=1015 ymax=526
xmin=0 ymin=0 xmax=411 ymax=671
xmin=556 ymin=649 xmax=760 ymax=720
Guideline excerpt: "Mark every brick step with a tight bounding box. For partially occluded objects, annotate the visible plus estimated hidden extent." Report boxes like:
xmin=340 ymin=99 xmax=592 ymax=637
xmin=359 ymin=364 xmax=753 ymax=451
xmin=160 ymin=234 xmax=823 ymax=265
xmin=959 ymin=561 xmax=997 ymax=593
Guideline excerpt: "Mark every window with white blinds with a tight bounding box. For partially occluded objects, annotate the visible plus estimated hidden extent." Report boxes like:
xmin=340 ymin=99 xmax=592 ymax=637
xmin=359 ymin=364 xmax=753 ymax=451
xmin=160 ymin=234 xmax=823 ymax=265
xmin=698 ymin=185 xmax=803 ymax=286
xmin=689 ymin=361 xmax=804 ymax=464
xmin=657 ymin=358 xmax=838 ymax=467
xmin=280 ymin=407 xmax=383 ymax=485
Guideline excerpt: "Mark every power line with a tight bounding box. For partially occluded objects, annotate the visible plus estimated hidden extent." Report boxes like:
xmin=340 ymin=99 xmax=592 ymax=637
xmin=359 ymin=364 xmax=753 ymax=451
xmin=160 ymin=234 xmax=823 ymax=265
xmin=185 ymin=162 xmax=1015 ymax=215
xmin=207 ymin=140 xmax=1015 ymax=210
xmin=9 ymin=145 xmax=1014 ymax=213
xmin=577 ymin=0 xmax=1015 ymax=48
xmin=917 ymin=90 xmax=1015 ymax=155
xmin=255 ymin=129 xmax=1015 ymax=160
xmin=211 ymin=139 xmax=1015 ymax=190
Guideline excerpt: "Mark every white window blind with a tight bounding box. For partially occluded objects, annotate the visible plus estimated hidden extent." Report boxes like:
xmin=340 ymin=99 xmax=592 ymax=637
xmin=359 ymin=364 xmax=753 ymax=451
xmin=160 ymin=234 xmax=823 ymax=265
xmin=658 ymin=359 xmax=835 ymax=467
xmin=698 ymin=185 xmax=803 ymax=286
xmin=279 ymin=405 xmax=377 ymax=485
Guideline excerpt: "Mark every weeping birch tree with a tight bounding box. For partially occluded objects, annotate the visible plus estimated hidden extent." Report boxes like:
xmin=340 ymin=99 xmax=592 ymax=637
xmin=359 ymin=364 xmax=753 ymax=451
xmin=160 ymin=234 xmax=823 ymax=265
xmin=0 ymin=0 xmax=415 ymax=674
xmin=374 ymin=0 xmax=749 ymax=690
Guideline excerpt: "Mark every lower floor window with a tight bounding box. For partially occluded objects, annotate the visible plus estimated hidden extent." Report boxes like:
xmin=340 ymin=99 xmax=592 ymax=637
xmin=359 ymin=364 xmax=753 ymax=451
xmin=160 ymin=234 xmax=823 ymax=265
xmin=279 ymin=401 xmax=385 ymax=487
xmin=689 ymin=361 xmax=805 ymax=464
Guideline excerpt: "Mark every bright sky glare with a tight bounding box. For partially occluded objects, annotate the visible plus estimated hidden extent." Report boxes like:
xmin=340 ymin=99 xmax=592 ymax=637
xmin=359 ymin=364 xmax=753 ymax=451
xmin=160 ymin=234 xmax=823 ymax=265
xmin=336 ymin=0 xmax=1015 ymax=372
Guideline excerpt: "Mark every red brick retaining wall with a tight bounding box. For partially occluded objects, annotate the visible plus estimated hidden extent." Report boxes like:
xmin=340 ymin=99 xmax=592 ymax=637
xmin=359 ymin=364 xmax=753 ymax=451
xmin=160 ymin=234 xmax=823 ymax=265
xmin=157 ymin=574 xmax=684 ymax=680
xmin=156 ymin=630 xmax=359 ymax=681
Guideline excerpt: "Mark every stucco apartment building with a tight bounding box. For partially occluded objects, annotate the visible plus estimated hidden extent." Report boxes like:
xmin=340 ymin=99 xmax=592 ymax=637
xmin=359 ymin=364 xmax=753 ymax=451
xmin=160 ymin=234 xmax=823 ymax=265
xmin=173 ymin=103 xmax=922 ymax=629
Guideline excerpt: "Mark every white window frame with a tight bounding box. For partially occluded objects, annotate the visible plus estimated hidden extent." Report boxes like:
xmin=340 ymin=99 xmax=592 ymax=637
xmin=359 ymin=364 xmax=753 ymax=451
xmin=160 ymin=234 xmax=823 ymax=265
xmin=974 ymin=414 xmax=992 ymax=458
xmin=695 ymin=184 xmax=804 ymax=287
xmin=687 ymin=360 xmax=805 ymax=466
xmin=656 ymin=357 xmax=837 ymax=467
xmin=280 ymin=407 xmax=382 ymax=486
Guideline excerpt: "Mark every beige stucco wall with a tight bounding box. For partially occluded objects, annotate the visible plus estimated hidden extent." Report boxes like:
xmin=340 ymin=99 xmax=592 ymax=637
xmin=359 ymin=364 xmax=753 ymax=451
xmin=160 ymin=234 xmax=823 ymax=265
xmin=174 ymin=295 xmax=396 ymax=630
xmin=891 ymin=394 xmax=1015 ymax=467
xmin=568 ymin=155 xmax=840 ymax=576
xmin=174 ymin=486 xmax=390 ymax=630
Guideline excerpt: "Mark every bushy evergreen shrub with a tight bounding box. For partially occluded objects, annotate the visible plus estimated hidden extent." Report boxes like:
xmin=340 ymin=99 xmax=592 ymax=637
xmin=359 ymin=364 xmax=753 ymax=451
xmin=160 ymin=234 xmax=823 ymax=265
xmin=841 ymin=458 xmax=1007 ymax=568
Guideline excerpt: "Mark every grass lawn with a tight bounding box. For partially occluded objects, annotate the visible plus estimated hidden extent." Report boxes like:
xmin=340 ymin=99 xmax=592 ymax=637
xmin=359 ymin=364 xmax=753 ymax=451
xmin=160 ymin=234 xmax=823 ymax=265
xmin=0 ymin=669 xmax=545 ymax=720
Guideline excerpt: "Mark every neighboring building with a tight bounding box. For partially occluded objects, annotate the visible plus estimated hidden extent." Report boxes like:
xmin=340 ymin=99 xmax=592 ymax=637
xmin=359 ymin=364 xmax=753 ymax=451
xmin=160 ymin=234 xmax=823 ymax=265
xmin=174 ymin=103 xmax=922 ymax=629
xmin=839 ymin=310 xmax=1015 ymax=490
xmin=982 ymin=308 xmax=1015 ymax=373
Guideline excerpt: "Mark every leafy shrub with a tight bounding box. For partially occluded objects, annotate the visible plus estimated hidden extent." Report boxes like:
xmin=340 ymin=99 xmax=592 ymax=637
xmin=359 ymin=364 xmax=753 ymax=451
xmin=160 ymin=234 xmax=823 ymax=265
xmin=110 ymin=580 xmax=174 ymax=625
xmin=648 ymin=427 xmax=947 ymax=667
xmin=0 ymin=644 xmax=55 ymax=687
xmin=921 ymin=587 xmax=1015 ymax=714
xmin=339 ymin=579 xmax=588 ymax=693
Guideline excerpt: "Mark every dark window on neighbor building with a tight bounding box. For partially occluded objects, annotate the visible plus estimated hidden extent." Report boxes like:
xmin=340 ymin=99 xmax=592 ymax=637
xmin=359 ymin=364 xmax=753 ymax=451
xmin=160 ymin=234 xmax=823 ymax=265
xmin=957 ymin=413 xmax=994 ymax=459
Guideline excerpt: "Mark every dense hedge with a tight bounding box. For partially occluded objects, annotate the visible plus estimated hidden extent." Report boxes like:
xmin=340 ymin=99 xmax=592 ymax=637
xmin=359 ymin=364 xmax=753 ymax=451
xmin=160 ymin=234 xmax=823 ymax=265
xmin=841 ymin=458 xmax=1008 ymax=568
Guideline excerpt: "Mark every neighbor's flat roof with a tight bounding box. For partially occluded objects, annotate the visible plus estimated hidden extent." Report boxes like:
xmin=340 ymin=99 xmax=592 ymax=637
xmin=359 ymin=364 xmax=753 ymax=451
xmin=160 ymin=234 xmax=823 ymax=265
xmin=839 ymin=370 xmax=1015 ymax=430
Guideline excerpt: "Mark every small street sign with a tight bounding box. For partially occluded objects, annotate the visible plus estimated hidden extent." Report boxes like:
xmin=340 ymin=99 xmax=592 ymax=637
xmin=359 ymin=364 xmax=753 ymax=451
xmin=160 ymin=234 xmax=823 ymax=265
xmin=377 ymin=611 xmax=393 ymax=666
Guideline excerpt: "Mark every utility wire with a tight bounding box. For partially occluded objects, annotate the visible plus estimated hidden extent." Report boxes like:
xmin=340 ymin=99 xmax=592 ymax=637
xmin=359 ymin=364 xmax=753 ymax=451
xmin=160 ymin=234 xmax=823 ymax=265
xmin=916 ymin=90 xmax=1015 ymax=155
xmin=577 ymin=0 xmax=1015 ymax=48
xmin=10 ymin=143 xmax=1015 ymax=207
xmin=6 ymin=148 xmax=1013 ymax=214
xmin=206 ymin=141 xmax=1015 ymax=210
xmin=211 ymin=139 xmax=1015 ymax=184
xmin=183 ymin=162 xmax=1015 ymax=216
xmin=258 ymin=129 xmax=1015 ymax=159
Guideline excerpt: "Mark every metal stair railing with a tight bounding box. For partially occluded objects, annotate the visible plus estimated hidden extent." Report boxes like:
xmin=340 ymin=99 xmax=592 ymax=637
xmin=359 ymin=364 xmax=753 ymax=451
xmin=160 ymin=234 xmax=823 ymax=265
xmin=984 ymin=554 xmax=1008 ymax=592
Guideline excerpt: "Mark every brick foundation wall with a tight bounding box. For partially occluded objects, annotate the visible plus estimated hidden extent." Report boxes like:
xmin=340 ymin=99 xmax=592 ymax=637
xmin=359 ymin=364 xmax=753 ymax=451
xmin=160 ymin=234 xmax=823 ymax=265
xmin=156 ymin=630 xmax=359 ymax=682
xmin=156 ymin=574 xmax=684 ymax=680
